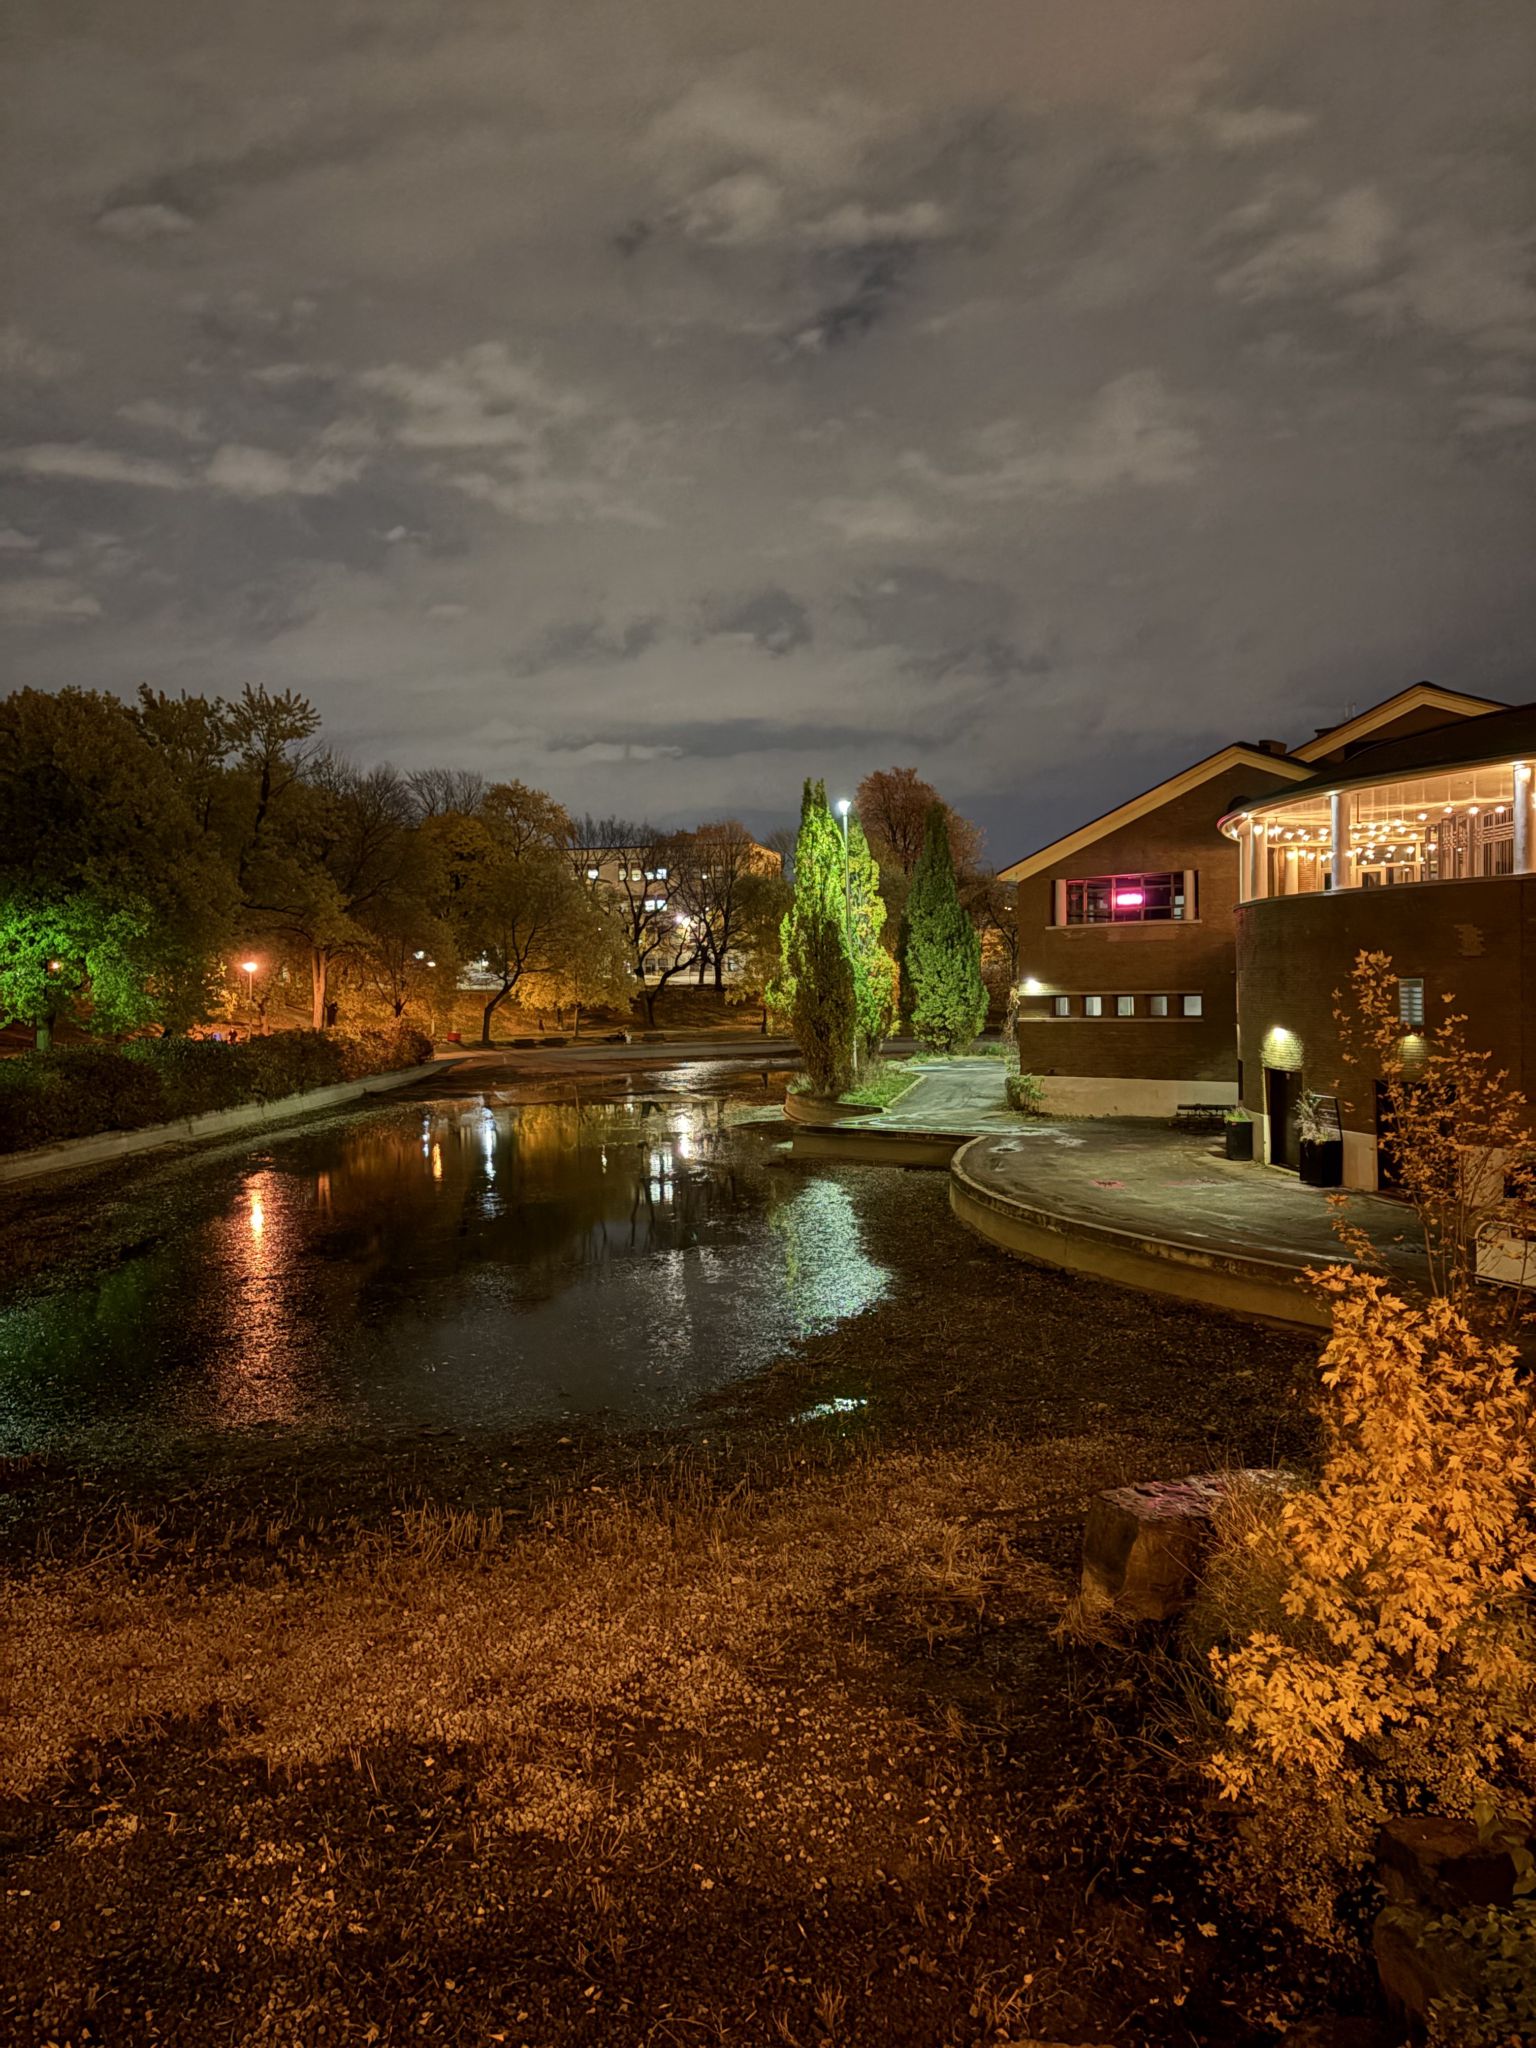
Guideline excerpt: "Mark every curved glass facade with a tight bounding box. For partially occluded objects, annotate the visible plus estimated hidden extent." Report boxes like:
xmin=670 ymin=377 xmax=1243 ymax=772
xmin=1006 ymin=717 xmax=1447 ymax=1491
xmin=1222 ymin=758 xmax=1532 ymax=902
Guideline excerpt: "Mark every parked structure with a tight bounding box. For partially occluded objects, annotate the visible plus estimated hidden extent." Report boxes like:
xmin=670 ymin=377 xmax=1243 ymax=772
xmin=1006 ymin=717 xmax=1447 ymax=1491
xmin=1004 ymin=682 xmax=1511 ymax=1133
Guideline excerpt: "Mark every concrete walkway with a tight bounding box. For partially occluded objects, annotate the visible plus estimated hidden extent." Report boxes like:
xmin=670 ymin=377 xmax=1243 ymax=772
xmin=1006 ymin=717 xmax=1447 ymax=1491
xmin=952 ymin=1119 xmax=1429 ymax=1328
xmin=879 ymin=1057 xmax=1016 ymax=1133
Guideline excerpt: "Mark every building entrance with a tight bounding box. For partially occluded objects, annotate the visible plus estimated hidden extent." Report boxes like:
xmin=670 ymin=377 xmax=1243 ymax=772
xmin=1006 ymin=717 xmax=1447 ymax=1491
xmin=1265 ymin=1067 xmax=1302 ymax=1171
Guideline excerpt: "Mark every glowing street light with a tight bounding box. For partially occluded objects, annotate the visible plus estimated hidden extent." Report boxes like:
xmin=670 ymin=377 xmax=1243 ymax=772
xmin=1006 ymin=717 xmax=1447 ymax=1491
xmin=834 ymin=798 xmax=853 ymax=934
xmin=240 ymin=958 xmax=259 ymax=1003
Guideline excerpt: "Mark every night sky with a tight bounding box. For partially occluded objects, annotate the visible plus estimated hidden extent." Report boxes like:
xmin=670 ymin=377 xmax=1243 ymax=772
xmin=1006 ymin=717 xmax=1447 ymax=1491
xmin=2 ymin=0 xmax=1533 ymax=862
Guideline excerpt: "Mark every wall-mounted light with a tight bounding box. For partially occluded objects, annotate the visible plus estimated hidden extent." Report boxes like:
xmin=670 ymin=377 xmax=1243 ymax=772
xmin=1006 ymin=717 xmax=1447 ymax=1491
xmin=1021 ymin=976 xmax=1044 ymax=996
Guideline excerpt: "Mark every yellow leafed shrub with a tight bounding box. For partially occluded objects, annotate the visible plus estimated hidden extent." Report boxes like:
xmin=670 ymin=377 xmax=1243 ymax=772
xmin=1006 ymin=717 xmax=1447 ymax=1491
xmin=1208 ymin=1268 xmax=1536 ymax=1940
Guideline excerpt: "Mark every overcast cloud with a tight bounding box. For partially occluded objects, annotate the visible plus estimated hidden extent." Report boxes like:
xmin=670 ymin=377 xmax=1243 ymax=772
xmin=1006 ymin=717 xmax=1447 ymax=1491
xmin=1 ymin=0 xmax=1532 ymax=857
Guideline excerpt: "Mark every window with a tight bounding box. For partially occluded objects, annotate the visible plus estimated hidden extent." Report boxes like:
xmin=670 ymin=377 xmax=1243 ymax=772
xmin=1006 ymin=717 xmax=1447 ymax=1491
xmin=1084 ymin=995 xmax=1103 ymax=1017
xmin=1148 ymin=995 xmax=1169 ymax=1018
xmin=1062 ymin=871 xmax=1191 ymax=924
xmin=655 ymin=866 xmax=669 ymax=880
xmin=1181 ymin=994 xmax=1203 ymax=1018
xmin=586 ymin=867 xmax=599 ymax=880
xmin=1398 ymin=976 xmax=1425 ymax=1028
xmin=1052 ymin=995 xmax=1071 ymax=1017
xmin=1115 ymin=995 xmax=1135 ymax=1017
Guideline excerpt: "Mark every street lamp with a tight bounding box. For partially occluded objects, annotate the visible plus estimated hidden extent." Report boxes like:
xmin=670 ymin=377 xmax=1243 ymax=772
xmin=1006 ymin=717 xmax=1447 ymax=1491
xmin=240 ymin=958 xmax=259 ymax=1003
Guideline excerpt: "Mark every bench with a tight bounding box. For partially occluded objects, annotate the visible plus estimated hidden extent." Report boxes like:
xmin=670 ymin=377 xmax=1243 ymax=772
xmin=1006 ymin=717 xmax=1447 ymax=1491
xmin=1172 ymin=1103 xmax=1229 ymax=1131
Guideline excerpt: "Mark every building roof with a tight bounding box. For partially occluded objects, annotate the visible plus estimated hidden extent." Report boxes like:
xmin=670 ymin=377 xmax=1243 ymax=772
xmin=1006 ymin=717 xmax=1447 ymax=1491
xmin=1241 ymin=698 xmax=1536 ymax=808
xmin=1287 ymin=680 xmax=1506 ymax=763
xmin=997 ymin=743 xmax=1314 ymax=883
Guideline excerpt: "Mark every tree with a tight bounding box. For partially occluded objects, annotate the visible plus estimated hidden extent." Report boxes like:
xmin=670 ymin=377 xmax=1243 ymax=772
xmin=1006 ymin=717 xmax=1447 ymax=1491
xmin=855 ymin=767 xmax=985 ymax=888
xmin=1334 ymin=951 xmax=1536 ymax=1307
xmin=667 ymin=821 xmax=779 ymax=990
xmin=429 ymin=785 xmax=599 ymax=1046
xmin=905 ymin=804 xmax=989 ymax=1051
xmin=572 ymin=817 xmax=705 ymax=1027
xmin=773 ymin=780 xmax=855 ymax=1097
xmin=0 ymin=688 xmax=235 ymax=1042
xmin=845 ymin=812 xmax=898 ymax=1069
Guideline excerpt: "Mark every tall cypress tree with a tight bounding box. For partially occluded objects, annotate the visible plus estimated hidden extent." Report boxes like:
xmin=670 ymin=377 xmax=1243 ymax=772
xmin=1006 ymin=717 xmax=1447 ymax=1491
xmin=770 ymin=779 xmax=855 ymax=1097
xmin=906 ymin=803 xmax=989 ymax=1052
xmin=845 ymin=812 xmax=897 ymax=1072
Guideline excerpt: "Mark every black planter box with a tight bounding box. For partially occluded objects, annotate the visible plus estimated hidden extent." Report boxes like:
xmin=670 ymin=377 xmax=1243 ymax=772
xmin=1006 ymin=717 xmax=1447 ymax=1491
xmin=1299 ymin=1137 xmax=1344 ymax=1189
xmin=1224 ymin=1121 xmax=1255 ymax=1161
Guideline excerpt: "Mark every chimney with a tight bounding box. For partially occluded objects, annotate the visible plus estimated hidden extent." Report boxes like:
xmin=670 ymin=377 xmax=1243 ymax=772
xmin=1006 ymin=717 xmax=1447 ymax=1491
xmin=1252 ymin=739 xmax=1289 ymax=756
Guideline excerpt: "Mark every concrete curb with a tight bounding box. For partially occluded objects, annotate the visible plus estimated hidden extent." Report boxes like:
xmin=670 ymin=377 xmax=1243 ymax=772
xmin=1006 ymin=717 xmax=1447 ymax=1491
xmin=0 ymin=1059 xmax=457 ymax=1187
xmin=948 ymin=1137 xmax=1332 ymax=1329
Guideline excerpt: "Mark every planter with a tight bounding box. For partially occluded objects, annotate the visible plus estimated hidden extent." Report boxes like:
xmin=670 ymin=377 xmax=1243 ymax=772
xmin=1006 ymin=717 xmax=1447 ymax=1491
xmin=1224 ymin=1121 xmax=1255 ymax=1162
xmin=1299 ymin=1137 xmax=1343 ymax=1189
xmin=782 ymin=1090 xmax=881 ymax=1128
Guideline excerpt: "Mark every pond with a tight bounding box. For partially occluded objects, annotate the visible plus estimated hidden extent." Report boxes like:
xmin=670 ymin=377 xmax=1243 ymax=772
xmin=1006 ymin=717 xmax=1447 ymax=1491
xmin=0 ymin=1067 xmax=891 ymax=1462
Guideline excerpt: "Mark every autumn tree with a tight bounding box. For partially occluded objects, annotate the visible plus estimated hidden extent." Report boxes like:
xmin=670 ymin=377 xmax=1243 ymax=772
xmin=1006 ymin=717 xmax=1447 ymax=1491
xmin=429 ymin=784 xmax=607 ymax=1045
xmin=667 ymin=821 xmax=780 ymax=990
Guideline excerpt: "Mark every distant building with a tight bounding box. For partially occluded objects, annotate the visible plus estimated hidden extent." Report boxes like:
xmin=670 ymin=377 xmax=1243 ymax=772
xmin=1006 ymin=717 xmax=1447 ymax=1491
xmin=1002 ymin=682 xmax=1507 ymax=1131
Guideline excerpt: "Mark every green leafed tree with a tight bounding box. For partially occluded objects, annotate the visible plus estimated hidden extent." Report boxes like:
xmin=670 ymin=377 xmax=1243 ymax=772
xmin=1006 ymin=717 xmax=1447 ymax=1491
xmin=770 ymin=779 xmax=855 ymax=1097
xmin=906 ymin=803 xmax=989 ymax=1052
xmin=845 ymin=812 xmax=897 ymax=1071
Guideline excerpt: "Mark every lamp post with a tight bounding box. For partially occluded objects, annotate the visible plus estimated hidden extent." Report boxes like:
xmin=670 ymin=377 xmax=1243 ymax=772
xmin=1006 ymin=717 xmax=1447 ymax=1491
xmin=240 ymin=958 xmax=258 ymax=1003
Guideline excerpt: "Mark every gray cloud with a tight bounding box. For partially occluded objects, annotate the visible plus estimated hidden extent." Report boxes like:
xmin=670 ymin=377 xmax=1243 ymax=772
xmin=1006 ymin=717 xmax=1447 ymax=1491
xmin=0 ymin=0 xmax=1532 ymax=856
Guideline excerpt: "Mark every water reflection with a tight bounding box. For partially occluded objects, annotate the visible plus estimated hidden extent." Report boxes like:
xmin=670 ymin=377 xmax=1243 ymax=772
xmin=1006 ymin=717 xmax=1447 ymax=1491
xmin=0 ymin=1080 xmax=890 ymax=1457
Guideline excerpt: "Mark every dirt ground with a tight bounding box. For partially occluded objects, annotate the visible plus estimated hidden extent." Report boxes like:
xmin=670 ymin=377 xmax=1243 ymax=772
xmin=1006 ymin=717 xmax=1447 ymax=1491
xmin=0 ymin=1172 xmax=1389 ymax=2047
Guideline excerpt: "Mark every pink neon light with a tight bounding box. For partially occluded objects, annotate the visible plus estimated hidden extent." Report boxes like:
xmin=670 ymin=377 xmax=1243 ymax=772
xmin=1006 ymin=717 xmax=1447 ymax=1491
xmin=1114 ymin=889 xmax=1145 ymax=908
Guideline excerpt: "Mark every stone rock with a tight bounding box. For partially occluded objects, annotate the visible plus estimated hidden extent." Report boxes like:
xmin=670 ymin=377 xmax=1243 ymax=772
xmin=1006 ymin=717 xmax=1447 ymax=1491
xmin=1080 ymin=1468 xmax=1286 ymax=1621
xmin=1373 ymin=1904 xmax=1478 ymax=2027
xmin=1376 ymin=1814 xmax=1529 ymax=1910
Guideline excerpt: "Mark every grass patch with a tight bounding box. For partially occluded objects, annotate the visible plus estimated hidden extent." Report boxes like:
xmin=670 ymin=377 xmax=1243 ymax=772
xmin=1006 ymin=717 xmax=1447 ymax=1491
xmin=842 ymin=1060 xmax=922 ymax=1109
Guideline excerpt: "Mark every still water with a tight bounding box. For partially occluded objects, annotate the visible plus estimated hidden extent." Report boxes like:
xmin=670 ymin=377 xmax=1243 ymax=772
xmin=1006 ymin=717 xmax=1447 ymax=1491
xmin=0 ymin=1069 xmax=890 ymax=1460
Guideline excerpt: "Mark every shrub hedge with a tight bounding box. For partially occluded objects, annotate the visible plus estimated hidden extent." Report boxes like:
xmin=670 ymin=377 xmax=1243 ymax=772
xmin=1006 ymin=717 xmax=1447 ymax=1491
xmin=0 ymin=1026 xmax=433 ymax=1155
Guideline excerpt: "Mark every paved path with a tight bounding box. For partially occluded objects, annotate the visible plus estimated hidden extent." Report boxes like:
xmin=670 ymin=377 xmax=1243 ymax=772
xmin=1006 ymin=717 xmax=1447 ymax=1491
xmin=956 ymin=1118 xmax=1429 ymax=1293
xmin=879 ymin=1057 xmax=1018 ymax=1135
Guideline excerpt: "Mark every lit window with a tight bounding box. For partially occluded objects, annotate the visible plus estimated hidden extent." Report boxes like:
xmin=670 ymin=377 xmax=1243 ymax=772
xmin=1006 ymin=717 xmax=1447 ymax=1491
xmin=1181 ymin=994 xmax=1203 ymax=1018
xmin=1063 ymin=872 xmax=1191 ymax=924
xmin=630 ymin=868 xmax=643 ymax=882
xmin=1052 ymin=995 xmax=1071 ymax=1017
xmin=1116 ymin=995 xmax=1134 ymax=1017
xmin=1084 ymin=995 xmax=1103 ymax=1017
xmin=655 ymin=866 xmax=669 ymax=880
xmin=1398 ymin=976 xmax=1425 ymax=1028
xmin=1148 ymin=995 xmax=1169 ymax=1018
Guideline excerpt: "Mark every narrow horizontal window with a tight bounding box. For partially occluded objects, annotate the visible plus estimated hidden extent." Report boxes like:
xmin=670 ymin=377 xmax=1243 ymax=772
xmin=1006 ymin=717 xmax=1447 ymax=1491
xmin=1116 ymin=995 xmax=1135 ymax=1017
xmin=1084 ymin=995 xmax=1103 ymax=1018
xmin=1182 ymin=994 xmax=1203 ymax=1018
xmin=1148 ymin=994 xmax=1169 ymax=1018
xmin=1052 ymin=995 xmax=1071 ymax=1017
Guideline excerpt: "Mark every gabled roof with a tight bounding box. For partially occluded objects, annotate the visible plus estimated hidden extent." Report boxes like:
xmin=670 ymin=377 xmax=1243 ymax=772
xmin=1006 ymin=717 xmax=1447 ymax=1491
xmin=1288 ymin=681 xmax=1506 ymax=763
xmin=997 ymin=744 xmax=1314 ymax=884
xmin=1241 ymin=698 xmax=1536 ymax=807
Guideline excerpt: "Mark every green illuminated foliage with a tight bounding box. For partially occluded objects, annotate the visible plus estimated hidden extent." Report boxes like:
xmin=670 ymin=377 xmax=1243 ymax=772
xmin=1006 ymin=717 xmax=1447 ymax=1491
xmin=905 ymin=805 xmax=989 ymax=1052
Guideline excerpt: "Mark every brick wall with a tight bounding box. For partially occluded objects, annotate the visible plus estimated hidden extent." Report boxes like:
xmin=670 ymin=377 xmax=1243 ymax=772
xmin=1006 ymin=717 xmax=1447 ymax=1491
xmin=1235 ymin=876 xmax=1536 ymax=1133
xmin=1013 ymin=766 xmax=1298 ymax=1083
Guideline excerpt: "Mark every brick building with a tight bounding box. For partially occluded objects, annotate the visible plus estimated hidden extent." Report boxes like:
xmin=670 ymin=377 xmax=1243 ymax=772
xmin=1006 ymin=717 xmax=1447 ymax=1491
xmin=1003 ymin=683 xmax=1507 ymax=1123
xmin=1221 ymin=693 xmax=1536 ymax=1185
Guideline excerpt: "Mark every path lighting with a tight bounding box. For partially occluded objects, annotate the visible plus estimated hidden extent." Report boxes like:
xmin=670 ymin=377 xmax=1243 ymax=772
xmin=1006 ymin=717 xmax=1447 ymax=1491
xmin=240 ymin=958 xmax=259 ymax=1003
xmin=47 ymin=958 xmax=62 ymax=973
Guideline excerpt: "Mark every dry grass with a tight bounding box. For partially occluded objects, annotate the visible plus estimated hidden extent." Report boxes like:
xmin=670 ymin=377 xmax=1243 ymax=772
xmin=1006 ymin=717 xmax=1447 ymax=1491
xmin=0 ymin=1432 xmax=1300 ymax=2047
